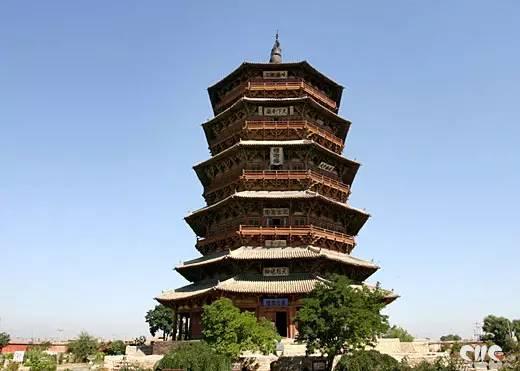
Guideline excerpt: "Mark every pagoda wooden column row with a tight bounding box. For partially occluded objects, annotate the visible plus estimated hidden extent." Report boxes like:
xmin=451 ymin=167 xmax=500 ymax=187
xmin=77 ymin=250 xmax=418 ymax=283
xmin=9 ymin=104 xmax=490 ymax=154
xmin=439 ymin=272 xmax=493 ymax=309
xmin=174 ymin=312 xmax=192 ymax=340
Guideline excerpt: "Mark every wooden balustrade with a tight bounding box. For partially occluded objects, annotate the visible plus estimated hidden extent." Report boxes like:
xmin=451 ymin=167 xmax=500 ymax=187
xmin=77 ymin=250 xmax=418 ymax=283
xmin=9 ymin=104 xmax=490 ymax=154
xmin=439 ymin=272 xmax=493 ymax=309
xmin=214 ymin=78 xmax=337 ymax=112
xmin=240 ymin=169 xmax=350 ymax=194
xmin=238 ymin=225 xmax=355 ymax=244
xmin=203 ymin=169 xmax=350 ymax=204
xmin=208 ymin=119 xmax=344 ymax=154
xmin=196 ymin=224 xmax=355 ymax=248
xmin=247 ymin=80 xmax=337 ymax=110
xmin=245 ymin=120 xmax=344 ymax=148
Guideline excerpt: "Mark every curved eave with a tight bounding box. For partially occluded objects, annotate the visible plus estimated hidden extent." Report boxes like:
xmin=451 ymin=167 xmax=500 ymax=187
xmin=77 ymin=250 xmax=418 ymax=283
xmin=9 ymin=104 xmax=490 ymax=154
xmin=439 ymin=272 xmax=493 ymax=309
xmin=203 ymin=96 xmax=351 ymax=129
xmin=193 ymin=139 xmax=360 ymax=187
xmin=176 ymin=246 xmax=379 ymax=281
xmin=201 ymin=96 xmax=351 ymax=147
xmin=156 ymin=274 xmax=397 ymax=305
xmin=184 ymin=190 xmax=370 ymax=237
xmin=207 ymin=61 xmax=343 ymax=112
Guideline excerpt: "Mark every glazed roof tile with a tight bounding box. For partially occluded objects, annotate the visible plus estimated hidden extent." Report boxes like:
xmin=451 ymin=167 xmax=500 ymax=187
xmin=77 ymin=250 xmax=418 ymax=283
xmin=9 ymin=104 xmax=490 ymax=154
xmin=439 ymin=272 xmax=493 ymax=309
xmin=156 ymin=273 xmax=398 ymax=302
xmin=176 ymin=246 xmax=379 ymax=270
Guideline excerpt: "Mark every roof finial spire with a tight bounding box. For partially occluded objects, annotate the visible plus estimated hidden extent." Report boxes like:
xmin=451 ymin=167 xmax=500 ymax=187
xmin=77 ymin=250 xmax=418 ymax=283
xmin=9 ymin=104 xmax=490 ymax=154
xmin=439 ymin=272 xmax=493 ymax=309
xmin=269 ymin=31 xmax=282 ymax=64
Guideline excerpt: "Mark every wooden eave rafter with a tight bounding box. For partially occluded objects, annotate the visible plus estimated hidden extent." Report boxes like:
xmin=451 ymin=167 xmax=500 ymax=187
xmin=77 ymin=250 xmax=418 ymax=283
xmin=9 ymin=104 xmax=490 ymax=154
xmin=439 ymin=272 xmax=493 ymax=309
xmin=184 ymin=190 xmax=369 ymax=237
xmin=207 ymin=61 xmax=344 ymax=113
xmin=193 ymin=139 xmax=360 ymax=187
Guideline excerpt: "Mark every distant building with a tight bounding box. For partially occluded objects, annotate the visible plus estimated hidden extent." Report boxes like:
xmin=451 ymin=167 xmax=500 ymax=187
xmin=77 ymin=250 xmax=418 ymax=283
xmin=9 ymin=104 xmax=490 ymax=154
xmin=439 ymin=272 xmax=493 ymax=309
xmin=156 ymin=34 xmax=397 ymax=340
xmin=1 ymin=342 xmax=68 ymax=354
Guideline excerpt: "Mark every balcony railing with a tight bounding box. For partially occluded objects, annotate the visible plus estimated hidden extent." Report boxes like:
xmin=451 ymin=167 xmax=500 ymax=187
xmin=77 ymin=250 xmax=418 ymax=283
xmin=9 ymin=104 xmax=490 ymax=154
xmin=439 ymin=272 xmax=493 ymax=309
xmin=240 ymin=169 xmax=350 ymax=195
xmin=245 ymin=120 xmax=344 ymax=148
xmin=247 ymin=80 xmax=337 ymax=110
xmin=196 ymin=224 xmax=355 ymax=248
xmin=214 ymin=79 xmax=337 ymax=112
xmin=208 ymin=119 xmax=344 ymax=155
xmin=203 ymin=169 xmax=350 ymax=205
xmin=239 ymin=225 xmax=355 ymax=245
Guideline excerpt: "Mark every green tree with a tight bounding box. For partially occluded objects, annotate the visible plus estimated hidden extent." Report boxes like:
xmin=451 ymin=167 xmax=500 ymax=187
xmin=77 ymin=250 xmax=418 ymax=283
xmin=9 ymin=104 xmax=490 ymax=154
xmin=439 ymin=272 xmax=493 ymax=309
xmin=440 ymin=334 xmax=461 ymax=342
xmin=0 ymin=332 xmax=10 ymax=349
xmin=383 ymin=326 xmax=414 ymax=342
xmin=145 ymin=304 xmax=175 ymax=340
xmin=400 ymin=358 xmax=464 ymax=371
xmin=512 ymin=320 xmax=520 ymax=342
xmin=295 ymin=275 xmax=389 ymax=371
xmin=67 ymin=331 xmax=99 ymax=363
xmin=155 ymin=342 xmax=231 ymax=371
xmin=481 ymin=315 xmax=516 ymax=352
xmin=24 ymin=348 xmax=57 ymax=371
xmin=106 ymin=340 xmax=126 ymax=355
xmin=335 ymin=350 xmax=400 ymax=371
xmin=202 ymin=298 xmax=280 ymax=360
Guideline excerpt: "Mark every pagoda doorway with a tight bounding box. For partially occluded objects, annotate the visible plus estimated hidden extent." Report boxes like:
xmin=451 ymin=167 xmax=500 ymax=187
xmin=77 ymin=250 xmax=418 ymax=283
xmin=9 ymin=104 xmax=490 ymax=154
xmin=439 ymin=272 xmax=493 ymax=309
xmin=275 ymin=311 xmax=288 ymax=337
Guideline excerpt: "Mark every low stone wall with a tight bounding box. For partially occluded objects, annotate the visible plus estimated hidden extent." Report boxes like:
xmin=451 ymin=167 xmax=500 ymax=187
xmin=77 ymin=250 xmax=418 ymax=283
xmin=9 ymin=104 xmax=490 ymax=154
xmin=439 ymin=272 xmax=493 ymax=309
xmin=150 ymin=340 xmax=199 ymax=355
xmin=104 ymin=355 xmax=163 ymax=370
xmin=270 ymin=356 xmax=328 ymax=371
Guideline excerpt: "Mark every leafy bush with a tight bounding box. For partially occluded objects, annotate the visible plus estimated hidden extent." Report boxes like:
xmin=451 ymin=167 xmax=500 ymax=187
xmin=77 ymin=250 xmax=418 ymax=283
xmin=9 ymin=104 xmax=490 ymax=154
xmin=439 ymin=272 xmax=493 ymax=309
xmin=383 ymin=326 xmax=414 ymax=342
xmin=335 ymin=350 xmax=400 ymax=371
xmin=440 ymin=334 xmax=461 ymax=342
xmin=0 ymin=332 xmax=10 ymax=348
xmin=335 ymin=352 xmax=466 ymax=371
xmin=202 ymin=298 xmax=280 ymax=359
xmin=104 ymin=340 xmax=126 ymax=355
xmin=155 ymin=342 xmax=231 ymax=371
xmin=5 ymin=362 xmax=20 ymax=371
xmin=24 ymin=348 xmax=57 ymax=371
xmin=440 ymin=341 xmax=462 ymax=356
xmin=399 ymin=358 xmax=464 ymax=371
xmin=94 ymin=352 xmax=105 ymax=363
xmin=67 ymin=331 xmax=99 ymax=362
xmin=118 ymin=362 xmax=148 ymax=371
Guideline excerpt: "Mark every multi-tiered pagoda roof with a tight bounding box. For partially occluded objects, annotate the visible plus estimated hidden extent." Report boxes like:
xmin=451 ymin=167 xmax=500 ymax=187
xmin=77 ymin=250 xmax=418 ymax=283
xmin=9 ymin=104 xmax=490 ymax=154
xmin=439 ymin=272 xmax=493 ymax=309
xmin=156 ymin=34 xmax=397 ymax=340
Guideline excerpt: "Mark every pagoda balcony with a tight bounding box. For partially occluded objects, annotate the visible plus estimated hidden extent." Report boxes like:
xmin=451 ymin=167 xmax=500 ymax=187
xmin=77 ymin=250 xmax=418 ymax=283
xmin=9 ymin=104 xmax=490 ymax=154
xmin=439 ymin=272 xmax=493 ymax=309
xmin=241 ymin=169 xmax=350 ymax=194
xmin=214 ymin=79 xmax=338 ymax=113
xmin=238 ymin=224 xmax=354 ymax=244
xmin=209 ymin=120 xmax=345 ymax=155
xmin=196 ymin=224 xmax=355 ymax=254
xmin=203 ymin=169 xmax=351 ymax=204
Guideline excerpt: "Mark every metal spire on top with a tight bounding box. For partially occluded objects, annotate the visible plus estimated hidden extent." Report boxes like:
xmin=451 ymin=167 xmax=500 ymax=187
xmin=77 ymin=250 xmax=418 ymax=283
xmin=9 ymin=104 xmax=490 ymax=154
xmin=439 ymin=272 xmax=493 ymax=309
xmin=269 ymin=31 xmax=282 ymax=64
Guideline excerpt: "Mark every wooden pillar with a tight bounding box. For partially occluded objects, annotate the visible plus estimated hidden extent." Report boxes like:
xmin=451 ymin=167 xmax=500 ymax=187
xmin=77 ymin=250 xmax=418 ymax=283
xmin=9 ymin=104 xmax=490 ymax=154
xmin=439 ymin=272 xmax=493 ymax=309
xmin=188 ymin=314 xmax=192 ymax=340
xmin=172 ymin=310 xmax=178 ymax=341
xmin=184 ymin=314 xmax=189 ymax=340
xmin=179 ymin=314 xmax=184 ymax=340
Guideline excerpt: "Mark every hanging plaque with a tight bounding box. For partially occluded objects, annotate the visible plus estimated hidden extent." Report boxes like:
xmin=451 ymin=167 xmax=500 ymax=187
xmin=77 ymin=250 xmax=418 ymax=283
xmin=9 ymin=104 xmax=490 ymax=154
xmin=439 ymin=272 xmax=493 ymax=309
xmin=262 ymin=298 xmax=289 ymax=307
xmin=265 ymin=240 xmax=287 ymax=248
xmin=270 ymin=147 xmax=284 ymax=165
xmin=263 ymin=107 xmax=288 ymax=116
xmin=263 ymin=267 xmax=289 ymax=276
xmin=318 ymin=162 xmax=335 ymax=172
xmin=263 ymin=208 xmax=289 ymax=216
xmin=263 ymin=70 xmax=288 ymax=79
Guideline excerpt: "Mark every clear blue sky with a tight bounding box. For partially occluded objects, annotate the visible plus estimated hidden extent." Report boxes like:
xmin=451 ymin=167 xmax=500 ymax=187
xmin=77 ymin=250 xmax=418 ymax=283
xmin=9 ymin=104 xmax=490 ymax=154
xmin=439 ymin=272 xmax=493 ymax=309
xmin=1 ymin=1 xmax=518 ymax=341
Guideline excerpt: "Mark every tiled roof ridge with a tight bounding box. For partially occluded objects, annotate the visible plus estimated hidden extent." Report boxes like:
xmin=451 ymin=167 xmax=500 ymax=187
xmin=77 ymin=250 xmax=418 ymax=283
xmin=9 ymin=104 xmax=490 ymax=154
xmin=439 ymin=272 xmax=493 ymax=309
xmin=176 ymin=245 xmax=379 ymax=270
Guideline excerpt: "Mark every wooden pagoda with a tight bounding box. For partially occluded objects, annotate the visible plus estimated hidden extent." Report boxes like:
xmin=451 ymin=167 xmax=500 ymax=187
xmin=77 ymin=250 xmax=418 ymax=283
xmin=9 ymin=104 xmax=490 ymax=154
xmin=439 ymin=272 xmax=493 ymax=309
xmin=156 ymin=34 xmax=397 ymax=340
